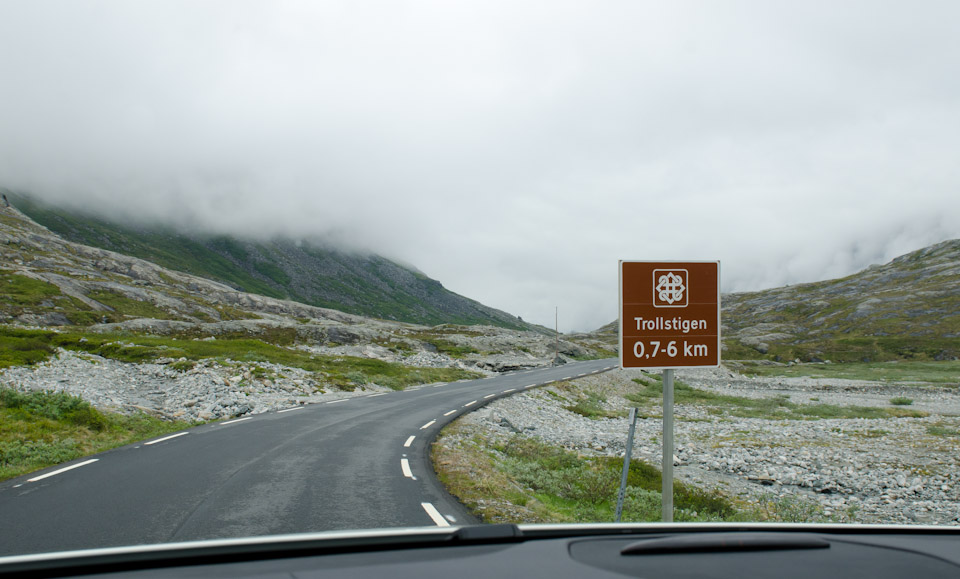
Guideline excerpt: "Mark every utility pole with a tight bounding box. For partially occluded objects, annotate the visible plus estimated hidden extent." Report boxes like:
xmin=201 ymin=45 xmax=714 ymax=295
xmin=555 ymin=306 xmax=559 ymax=364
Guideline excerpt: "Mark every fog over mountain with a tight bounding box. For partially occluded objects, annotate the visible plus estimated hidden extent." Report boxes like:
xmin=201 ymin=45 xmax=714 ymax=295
xmin=2 ymin=1 xmax=959 ymax=331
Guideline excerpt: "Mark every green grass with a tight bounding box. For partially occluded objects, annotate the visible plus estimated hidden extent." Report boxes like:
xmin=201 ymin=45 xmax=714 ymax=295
xmin=738 ymin=360 xmax=960 ymax=384
xmin=0 ymin=325 xmax=482 ymax=390
xmin=626 ymin=377 xmax=928 ymax=420
xmin=170 ymin=359 xmax=196 ymax=372
xmin=433 ymin=424 xmax=836 ymax=524
xmin=735 ymin=335 xmax=960 ymax=365
xmin=563 ymin=391 xmax=623 ymax=420
xmin=85 ymin=290 xmax=180 ymax=320
xmin=0 ymin=271 xmax=99 ymax=326
xmin=437 ymin=430 xmax=743 ymax=523
xmin=0 ymin=330 xmax=56 ymax=367
xmin=0 ymin=387 xmax=200 ymax=482
xmin=407 ymin=332 xmax=481 ymax=358
xmin=0 ymin=271 xmax=190 ymax=326
xmin=926 ymin=423 xmax=960 ymax=437
xmin=0 ymin=271 xmax=62 ymax=306
xmin=889 ymin=397 xmax=913 ymax=406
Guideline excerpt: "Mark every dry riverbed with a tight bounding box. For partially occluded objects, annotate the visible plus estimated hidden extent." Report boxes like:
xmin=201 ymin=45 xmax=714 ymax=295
xmin=434 ymin=366 xmax=960 ymax=525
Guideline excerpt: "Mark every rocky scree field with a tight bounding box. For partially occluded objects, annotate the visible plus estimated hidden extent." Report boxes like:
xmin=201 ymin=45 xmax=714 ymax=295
xmin=433 ymin=364 xmax=960 ymax=525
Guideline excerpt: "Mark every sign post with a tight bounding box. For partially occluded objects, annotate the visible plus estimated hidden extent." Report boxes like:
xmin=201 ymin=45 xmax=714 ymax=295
xmin=619 ymin=261 xmax=720 ymax=522
xmin=662 ymin=369 xmax=674 ymax=522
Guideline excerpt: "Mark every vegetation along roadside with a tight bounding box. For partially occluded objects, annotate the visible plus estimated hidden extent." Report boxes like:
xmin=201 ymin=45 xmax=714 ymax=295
xmin=0 ymin=387 xmax=200 ymax=482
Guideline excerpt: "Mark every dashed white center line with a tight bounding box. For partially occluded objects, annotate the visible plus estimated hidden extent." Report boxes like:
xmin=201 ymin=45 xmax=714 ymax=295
xmin=464 ymin=400 xmax=477 ymax=407
xmin=221 ymin=417 xmax=252 ymax=425
xmin=401 ymin=459 xmax=414 ymax=479
xmin=420 ymin=420 xmax=436 ymax=430
xmin=277 ymin=406 xmax=305 ymax=414
xmin=443 ymin=410 xmax=457 ymax=416
xmin=421 ymin=502 xmax=451 ymax=527
xmin=502 ymin=388 xmax=516 ymax=393
xmin=483 ymin=394 xmax=496 ymax=399
xmin=144 ymin=432 xmax=188 ymax=446
xmin=404 ymin=435 xmax=416 ymax=448
xmin=28 ymin=459 xmax=99 ymax=482
xmin=326 ymin=399 xmax=349 ymax=405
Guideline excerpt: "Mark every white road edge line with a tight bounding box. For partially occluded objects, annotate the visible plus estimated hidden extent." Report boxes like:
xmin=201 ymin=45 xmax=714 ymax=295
xmin=221 ymin=417 xmax=253 ymax=425
xmin=420 ymin=420 xmax=436 ymax=430
xmin=277 ymin=407 xmax=306 ymax=414
xmin=327 ymin=399 xmax=349 ymax=405
xmin=28 ymin=459 xmax=99 ymax=482
xmin=401 ymin=459 xmax=414 ymax=479
xmin=404 ymin=435 xmax=416 ymax=447
xmin=367 ymin=393 xmax=387 ymax=398
xmin=443 ymin=410 xmax=457 ymax=416
xmin=421 ymin=502 xmax=451 ymax=527
xmin=144 ymin=432 xmax=189 ymax=446
xmin=464 ymin=400 xmax=477 ymax=407
xmin=502 ymin=388 xmax=516 ymax=393
xmin=483 ymin=394 xmax=496 ymax=399
xmin=525 ymin=384 xmax=536 ymax=389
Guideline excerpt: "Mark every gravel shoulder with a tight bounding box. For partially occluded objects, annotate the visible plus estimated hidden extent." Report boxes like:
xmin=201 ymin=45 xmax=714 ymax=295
xmin=453 ymin=366 xmax=960 ymax=526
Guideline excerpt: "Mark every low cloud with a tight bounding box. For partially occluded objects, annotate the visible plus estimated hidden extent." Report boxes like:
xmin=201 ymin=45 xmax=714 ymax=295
xmin=2 ymin=1 xmax=958 ymax=331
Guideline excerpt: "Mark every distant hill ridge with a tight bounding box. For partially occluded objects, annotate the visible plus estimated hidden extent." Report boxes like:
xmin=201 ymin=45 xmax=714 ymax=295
xmin=7 ymin=193 xmax=541 ymax=331
xmin=594 ymin=240 xmax=960 ymax=362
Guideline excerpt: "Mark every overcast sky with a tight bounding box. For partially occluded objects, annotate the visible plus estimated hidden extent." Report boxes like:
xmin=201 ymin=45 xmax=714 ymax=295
xmin=1 ymin=1 xmax=958 ymax=332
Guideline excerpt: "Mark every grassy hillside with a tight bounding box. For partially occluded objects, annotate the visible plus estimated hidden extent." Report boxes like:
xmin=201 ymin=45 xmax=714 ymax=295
xmin=592 ymin=240 xmax=960 ymax=364
xmin=8 ymin=193 xmax=535 ymax=330
xmin=721 ymin=240 xmax=960 ymax=363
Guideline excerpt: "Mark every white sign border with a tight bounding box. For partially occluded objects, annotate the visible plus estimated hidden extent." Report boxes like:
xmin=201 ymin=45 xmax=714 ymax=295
xmin=619 ymin=260 xmax=722 ymax=370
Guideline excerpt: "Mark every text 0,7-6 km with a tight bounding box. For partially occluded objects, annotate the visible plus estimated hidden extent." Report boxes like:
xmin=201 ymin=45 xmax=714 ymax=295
xmin=632 ymin=340 xmax=709 ymax=360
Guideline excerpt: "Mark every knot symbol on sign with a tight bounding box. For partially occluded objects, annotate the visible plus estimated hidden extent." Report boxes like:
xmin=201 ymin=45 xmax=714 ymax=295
xmin=656 ymin=273 xmax=686 ymax=305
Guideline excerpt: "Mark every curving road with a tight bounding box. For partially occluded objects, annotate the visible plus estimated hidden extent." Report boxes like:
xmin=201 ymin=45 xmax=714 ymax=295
xmin=0 ymin=358 xmax=617 ymax=556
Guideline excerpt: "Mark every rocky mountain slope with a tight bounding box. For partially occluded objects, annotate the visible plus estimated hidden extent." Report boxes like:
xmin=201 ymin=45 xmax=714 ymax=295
xmin=7 ymin=192 xmax=541 ymax=331
xmin=0 ymin=203 xmax=605 ymax=384
xmin=593 ymin=241 xmax=960 ymax=363
xmin=722 ymin=240 xmax=960 ymax=362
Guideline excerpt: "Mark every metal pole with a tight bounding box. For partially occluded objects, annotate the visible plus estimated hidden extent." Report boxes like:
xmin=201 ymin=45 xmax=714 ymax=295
xmin=662 ymin=369 xmax=674 ymax=522
xmin=554 ymin=306 xmax=559 ymax=364
xmin=615 ymin=407 xmax=638 ymax=522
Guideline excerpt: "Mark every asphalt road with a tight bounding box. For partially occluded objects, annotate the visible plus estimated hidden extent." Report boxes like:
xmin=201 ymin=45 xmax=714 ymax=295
xmin=0 ymin=358 xmax=617 ymax=556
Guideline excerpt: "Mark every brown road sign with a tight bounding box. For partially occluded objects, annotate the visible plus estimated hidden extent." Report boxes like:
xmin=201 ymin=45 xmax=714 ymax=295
xmin=620 ymin=261 xmax=720 ymax=368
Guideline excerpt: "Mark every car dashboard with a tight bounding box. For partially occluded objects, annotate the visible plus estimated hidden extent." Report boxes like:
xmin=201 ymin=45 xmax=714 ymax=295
xmin=2 ymin=523 xmax=959 ymax=578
